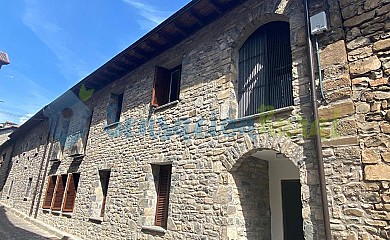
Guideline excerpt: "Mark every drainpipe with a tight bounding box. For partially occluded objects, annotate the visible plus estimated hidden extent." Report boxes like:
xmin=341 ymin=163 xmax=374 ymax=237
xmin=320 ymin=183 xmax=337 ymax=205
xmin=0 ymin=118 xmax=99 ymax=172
xmin=29 ymin=106 xmax=59 ymax=218
xmin=303 ymin=0 xmax=332 ymax=239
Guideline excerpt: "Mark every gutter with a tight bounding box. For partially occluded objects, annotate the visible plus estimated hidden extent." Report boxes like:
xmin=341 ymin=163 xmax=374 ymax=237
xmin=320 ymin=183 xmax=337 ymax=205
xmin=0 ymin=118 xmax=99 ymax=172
xmin=303 ymin=0 xmax=332 ymax=239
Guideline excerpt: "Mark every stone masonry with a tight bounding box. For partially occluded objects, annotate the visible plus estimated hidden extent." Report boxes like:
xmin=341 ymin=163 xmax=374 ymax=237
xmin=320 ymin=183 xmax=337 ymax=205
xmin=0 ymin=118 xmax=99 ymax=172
xmin=0 ymin=0 xmax=389 ymax=239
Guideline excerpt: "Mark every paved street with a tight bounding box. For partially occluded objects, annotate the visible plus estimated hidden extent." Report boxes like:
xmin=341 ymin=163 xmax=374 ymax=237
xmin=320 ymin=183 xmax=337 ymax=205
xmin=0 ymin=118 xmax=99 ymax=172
xmin=0 ymin=206 xmax=59 ymax=240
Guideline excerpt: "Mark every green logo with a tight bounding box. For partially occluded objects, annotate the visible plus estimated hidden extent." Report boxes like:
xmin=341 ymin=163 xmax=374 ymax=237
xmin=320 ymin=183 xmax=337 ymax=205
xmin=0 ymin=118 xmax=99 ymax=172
xmin=79 ymin=84 xmax=94 ymax=102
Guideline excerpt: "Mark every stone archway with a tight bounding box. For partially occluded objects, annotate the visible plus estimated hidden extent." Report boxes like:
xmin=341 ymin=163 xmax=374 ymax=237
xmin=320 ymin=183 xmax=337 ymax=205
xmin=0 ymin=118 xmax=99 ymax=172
xmin=220 ymin=133 xmax=303 ymax=172
xmin=222 ymin=133 xmax=305 ymax=240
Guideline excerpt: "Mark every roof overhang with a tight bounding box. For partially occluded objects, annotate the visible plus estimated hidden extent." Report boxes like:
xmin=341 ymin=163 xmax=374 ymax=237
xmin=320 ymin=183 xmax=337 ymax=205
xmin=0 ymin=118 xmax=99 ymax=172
xmin=70 ymin=0 xmax=248 ymax=95
xmin=9 ymin=0 xmax=248 ymax=140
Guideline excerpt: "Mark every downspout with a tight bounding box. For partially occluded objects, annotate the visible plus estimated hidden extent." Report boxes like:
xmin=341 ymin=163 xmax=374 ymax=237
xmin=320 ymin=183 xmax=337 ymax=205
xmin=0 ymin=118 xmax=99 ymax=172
xmin=303 ymin=0 xmax=332 ymax=239
xmin=29 ymin=106 xmax=59 ymax=218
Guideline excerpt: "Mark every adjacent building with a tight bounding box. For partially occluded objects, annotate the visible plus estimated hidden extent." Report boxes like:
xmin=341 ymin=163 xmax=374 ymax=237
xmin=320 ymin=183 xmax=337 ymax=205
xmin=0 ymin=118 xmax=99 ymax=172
xmin=0 ymin=0 xmax=389 ymax=239
xmin=0 ymin=122 xmax=18 ymax=145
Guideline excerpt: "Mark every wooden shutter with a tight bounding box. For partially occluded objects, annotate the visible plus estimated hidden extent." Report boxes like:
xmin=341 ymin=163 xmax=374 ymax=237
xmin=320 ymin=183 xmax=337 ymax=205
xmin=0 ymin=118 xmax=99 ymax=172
xmin=43 ymin=176 xmax=56 ymax=208
xmin=51 ymin=175 xmax=67 ymax=211
xmin=152 ymin=66 xmax=170 ymax=107
xmin=62 ymin=173 xmax=80 ymax=212
xmin=154 ymin=165 xmax=172 ymax=228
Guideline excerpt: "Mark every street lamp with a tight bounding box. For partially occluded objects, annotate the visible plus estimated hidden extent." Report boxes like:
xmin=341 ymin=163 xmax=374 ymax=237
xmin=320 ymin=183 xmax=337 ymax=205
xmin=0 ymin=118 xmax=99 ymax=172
xmin=0 ymin=52 xmax=10 ymax=69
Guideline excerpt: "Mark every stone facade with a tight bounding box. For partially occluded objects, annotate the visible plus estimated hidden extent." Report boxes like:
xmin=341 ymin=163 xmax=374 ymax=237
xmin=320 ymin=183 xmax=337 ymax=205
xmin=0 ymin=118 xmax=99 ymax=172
xmin=0 ymin=0 xmax=389 ymax=239
xmin=316 ymin=0 xmax=390 ymax=239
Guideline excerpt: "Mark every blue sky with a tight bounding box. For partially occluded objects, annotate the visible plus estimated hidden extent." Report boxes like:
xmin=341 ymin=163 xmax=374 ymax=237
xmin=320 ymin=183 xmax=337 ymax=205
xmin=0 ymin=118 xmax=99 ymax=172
xmin=0 ymin=0 xmax=190 ymax=124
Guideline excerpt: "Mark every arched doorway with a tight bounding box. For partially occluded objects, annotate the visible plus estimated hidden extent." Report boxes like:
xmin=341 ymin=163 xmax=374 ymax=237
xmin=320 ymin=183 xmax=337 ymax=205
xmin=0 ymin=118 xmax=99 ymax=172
xmin=229 ymin=149 xmax=304 ymax=240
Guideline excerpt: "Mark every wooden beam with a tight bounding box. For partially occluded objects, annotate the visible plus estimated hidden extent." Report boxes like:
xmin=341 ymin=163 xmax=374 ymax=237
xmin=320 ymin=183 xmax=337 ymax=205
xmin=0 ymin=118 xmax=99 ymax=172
xmin=116 ymin=61 xmax=134 ymax=71
xmin=208 ymin=0 xmax=222 ymax=14
xmin=157 ymin=31 xmax=171 ymax=42
xmin=189 ymin=10 xmax=205 ymax=26
xmin=132 ymin=48 xmax=149 ymax=60
xmin=121 ymin=55 xmax=139 ymax=65
xmin=144 ymin=39 xmax=161 ymax=51
xmin=101 ymin=69 xmax=117 ymax=78
xmin=109 ymin=64 xmax=127 ymax=73
xmin=172 ymin=22 xmax=188 ymax=37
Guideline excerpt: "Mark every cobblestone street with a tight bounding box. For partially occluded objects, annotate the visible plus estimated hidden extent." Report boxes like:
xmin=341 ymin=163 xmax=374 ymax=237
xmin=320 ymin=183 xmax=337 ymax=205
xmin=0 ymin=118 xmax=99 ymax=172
xmin=0 ymin=206 xmax=59 ymax=240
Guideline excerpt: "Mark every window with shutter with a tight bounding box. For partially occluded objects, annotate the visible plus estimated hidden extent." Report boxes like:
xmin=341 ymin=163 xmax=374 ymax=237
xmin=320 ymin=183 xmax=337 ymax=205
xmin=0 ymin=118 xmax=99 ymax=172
xmin=51 ymin=174 xmax=68 ymax=211
xmin=58 ymin=120 xmax=70 ymax=151
xmin=62 ymin=173 xmax=80 ymax=212
xmin=99 ymin=170 xmax=111 ymax=217
xmin=238 ymin=21 xmax=293 ymax=117
xmin=43 ymin=176 xmax=57 ymax=208
xmin=107 ymin=93 xmax=123 ymax=125
xmin=152 ymin=65 xmax=181 ymax=107
xmin=154 ymin=165 xmax=172 ymax=228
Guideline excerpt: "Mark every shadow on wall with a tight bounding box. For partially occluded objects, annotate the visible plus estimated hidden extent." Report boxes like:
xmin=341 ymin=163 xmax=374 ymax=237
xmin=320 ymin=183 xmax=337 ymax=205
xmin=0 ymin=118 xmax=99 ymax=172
xmin=0 ymin=157 xmax=13 ymax=193
xmin=230 ymin=157 xmax=271 ymax=240
xmin=0 ymin=206 xmax=57 ymax=239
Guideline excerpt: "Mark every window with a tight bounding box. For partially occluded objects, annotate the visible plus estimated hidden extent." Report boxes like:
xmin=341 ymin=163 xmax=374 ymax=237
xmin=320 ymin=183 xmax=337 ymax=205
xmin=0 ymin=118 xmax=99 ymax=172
xmin=107 ymin=93 xmax=123 ymax=125
xmin=99 ymin=170 xmax=111 ymax=217
xmin=24 ymin=177 xmax=33 ymax=201
xmin=62 ymin=173 xmax=80 ymax=212
xmin=238 ymin=21 xmax=293 ymax=117
xmin=42 ymin=174 xmax=80 ymax=212
xmin=7 ymin=179 xmax=14 ymax=198
xmin=59 ymin=120 xmax=70 ymax=151
xmin=0 ymin=153 xmax=5 ymax=166
xmin=51 ymin=175 xmax=68 ymax=211
xmin=154 ymin=165 xmax=172 ymax=228
xmin=152 ymin=65 xmax=182 ymax=107
xmin=43 ymin=176 xmax=57 ymax=209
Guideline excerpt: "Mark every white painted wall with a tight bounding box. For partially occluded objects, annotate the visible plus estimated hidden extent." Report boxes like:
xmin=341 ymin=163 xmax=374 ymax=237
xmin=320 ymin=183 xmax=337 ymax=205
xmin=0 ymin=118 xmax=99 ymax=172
xmin=269 ymin=158 xmax=300 ymax=240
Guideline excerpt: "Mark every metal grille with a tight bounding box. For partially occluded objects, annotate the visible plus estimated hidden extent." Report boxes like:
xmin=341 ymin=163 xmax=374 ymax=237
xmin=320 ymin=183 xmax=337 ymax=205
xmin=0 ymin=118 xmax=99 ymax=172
xmin=238 ymin=21 xmax=293 ymax=117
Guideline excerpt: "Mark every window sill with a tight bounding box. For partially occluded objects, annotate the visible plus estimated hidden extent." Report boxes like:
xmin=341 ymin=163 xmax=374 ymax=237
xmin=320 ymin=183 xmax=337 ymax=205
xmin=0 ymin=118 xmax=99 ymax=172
xmin=61 ymin=212 xmax=73 ymax=217
xmin=141 ymin=226 xmax=167 ymax=234
xmin=68 ymin=153 xmax=85 ymax=158
xmin=152 ymin=100 xmax=179 ymax=111
xmin=49 ymin=158 xmax=61 ymax=162
xmin=51 ymin=210 xmax=61 ymax=215
xmin=104 ymin=122 xmax=120 ymax=129
xmin=228 ymin=106 xmax=294 ymax=125
xmin=42 ymin=208 xmax=51 ymax=213
xmin=89 ymin=216 xmax=104 ymax=223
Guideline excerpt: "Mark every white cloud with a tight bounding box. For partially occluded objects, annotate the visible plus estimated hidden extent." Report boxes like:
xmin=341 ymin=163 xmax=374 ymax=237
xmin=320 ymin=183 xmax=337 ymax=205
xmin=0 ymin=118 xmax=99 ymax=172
xmin=19 ymin=113 xmax=34 ymax=124
xmin=22 ymin=0 xmax=90 ymax=82
xmin=121 ymin=0 xmax=172 ymax=30
xmin=0 ymin=67 xmax=52 ymax=124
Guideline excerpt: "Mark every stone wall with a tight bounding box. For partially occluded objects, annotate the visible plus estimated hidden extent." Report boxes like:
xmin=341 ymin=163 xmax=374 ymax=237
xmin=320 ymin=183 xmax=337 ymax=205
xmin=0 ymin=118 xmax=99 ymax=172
xmin=0 ymin=128 xmax=14 ymax=145
xmin=229 ymin=157 xmax=270 ymax=240
xmin=5 ymin=0 xmax=389 ymax=239
xmin=27 ymin=0 xmax=324 ymax=239
xmin=0 ymin=121 xmax=49 ymax=216
xmin=0 ymin=145 xmax=13 ymax=196
xmin=316 ymin=0 xmax=390 ymax=239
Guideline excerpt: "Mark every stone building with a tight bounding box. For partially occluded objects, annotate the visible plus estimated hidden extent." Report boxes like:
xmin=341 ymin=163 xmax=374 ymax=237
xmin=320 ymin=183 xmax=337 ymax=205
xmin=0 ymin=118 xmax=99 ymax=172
xmin=0 ymin=0 xmax=389 ymax=239
xmin=0 ymin=121 xmax=18 ymax=145
xmin=0 ymin=122 xmax=18 ymax=199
